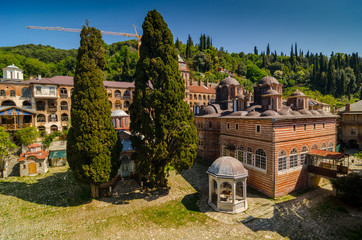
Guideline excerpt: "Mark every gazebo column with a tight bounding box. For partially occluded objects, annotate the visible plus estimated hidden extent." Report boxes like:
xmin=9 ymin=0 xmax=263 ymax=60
xmin=243 ymin=179 xmax=247 ymax=201
xmin=208 ymin=176 xmax=212 ymax=203
xmin=32 ymin=115 xmax=35 ymax=127
xmin=217 ymin=179 xmax=220 ymax=204
xmin=232 ymin=181 xmax=236 ymax=204
xmin=14 ymin=115 xmax=17 ymax=130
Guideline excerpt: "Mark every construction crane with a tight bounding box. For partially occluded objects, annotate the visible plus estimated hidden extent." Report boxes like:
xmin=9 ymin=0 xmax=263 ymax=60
xmin=26 ymin=25 xmax=142 ymax=57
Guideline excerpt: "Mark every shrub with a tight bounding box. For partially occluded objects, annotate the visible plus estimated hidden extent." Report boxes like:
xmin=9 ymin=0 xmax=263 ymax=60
xmin=15 ymin=126 xmax=39 ymax=146
xmin=331 ymin=173 xmax=362 ymax=206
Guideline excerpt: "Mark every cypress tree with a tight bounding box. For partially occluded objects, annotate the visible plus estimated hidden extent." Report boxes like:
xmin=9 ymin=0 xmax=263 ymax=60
xmin=266 ymin=43 xmax=270 ymax=56
xmin=130 ymin=10 xmax=197 ymax=187
xmin=67 ymin=25 xmax=119 ymax=198
xmin=175 ymin=37 xmax=180 ymax=49
xmin=254 ymin=46 xmax=258 ymax=55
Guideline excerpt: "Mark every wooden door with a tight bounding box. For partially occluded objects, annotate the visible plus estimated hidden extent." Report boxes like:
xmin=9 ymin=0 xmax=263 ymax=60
xmin=28 ymin=162 xmax=37 ymax=174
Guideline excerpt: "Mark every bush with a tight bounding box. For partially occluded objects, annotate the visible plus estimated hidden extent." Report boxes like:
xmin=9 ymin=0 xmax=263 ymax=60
xmin=331 ymin=173 xmax=362 ymax=206
xmin=42 ymin=131 xmax=61 ymax=148
xmin=15 ymin=126 xmax=39 ymax=146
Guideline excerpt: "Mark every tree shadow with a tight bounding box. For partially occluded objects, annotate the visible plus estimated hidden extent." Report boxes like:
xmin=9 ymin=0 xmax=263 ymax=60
xmin=242 ymin=188 xmax=362 ymax=240
xmin=0 ymin=168 xmax=91 ymax=207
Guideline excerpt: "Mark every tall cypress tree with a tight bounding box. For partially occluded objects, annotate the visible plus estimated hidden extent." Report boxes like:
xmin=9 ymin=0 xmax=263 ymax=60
xmin=67 ymin=25 xmax=119 ymax=198
xmin=130 ymin=10 xmax=197 ymax=187
xmin=266 ymin=43 xmax=270 ymax=56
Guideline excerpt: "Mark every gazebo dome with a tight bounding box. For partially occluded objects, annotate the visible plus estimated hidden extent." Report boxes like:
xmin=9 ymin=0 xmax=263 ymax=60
xmin=290 ymin=89 xmax=305 ymax=97
xmin=207 ymin=156 xmax=248 ymax=179
xmin=220 ymin=76 xmax=240 ymax=86
xmin=111 ymin=109 xmax=128 ymax=117
xmin=258 ymin=76 xmax=279 ymax=85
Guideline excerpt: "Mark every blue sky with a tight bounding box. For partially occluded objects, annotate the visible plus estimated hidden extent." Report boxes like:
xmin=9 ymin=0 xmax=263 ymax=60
xmin=1 ymin=0 xmax=361 ymax=55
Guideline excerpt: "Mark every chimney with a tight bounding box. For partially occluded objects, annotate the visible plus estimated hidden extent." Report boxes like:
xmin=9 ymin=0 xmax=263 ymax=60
xmin=37 ymin=74 xmax=41 ymax=80
xmin=198 ymin=79 xmax=202 ymax=86
xmin=314 ymin=97 xmax=317 ymax=101
xmin=206 ymin=78 xmax=209 ymax=87
xmin=346 ymin=103 xmax=351 ymax=111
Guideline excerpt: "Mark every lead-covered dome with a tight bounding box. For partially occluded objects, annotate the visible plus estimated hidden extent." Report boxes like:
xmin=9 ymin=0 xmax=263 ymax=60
xmin=111 ymin=109 xmax=129 ymax=117
xmin=207 ymin=156 xmax=248 ymax=179
xmin=220 ymin=76 xmax=240 ymax=86
xmin=258 ymin=76 xmax=280 ymax=85
xmin=290 ymin=89 xmax=305 ymax=97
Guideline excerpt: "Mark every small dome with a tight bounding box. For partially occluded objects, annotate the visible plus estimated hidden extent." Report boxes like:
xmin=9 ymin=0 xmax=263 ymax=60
xmin=310 ymin=110 xmax=321 ymax=116
xmin=317 ymin=109 xmax=326 ymax=115
xmin=261 ymin=110 xmax=280 ymax=117
xmin=207 ymin=156 xmax=248 ymax=178
xmin=290 ymin=110 xmax=302 ymax=116
xmin=5 ymin=64 xmax=19 ymax=69
xmin=111 ymin=109 xmax=129 ymax=117
xmin=263 ymin=89 xmax=281 ymax=96
xmin=201 ymin=105 xmax=217 ymax=115
xmin=290 ymin=89 xmax=305 ymax=97
xmin=298 ymin=109 xmax=313 ymax=116
xmin=278 ymin=108 xmax=290 ymax=115
xmin=258 ymin=76 xmax=280 ymax=85
xmin=229 ymin=111 xmax=248 ymax=116
xmin=220 ymin=76 xmax=240 ymax=86
xmin=246 ymin=111 xmax=261 ymax=117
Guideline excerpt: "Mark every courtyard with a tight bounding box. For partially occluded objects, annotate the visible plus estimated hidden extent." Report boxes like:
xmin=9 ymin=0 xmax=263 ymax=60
xmin=0 ymin=159 xmax=361 ymax=240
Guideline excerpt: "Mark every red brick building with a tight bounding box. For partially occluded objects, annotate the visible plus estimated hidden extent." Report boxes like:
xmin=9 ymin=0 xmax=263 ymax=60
xmin=195 ymin=76 xmax=338 ymax=197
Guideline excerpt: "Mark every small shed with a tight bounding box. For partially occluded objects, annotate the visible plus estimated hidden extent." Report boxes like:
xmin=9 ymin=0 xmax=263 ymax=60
xmin=48 ymin=150 xmax=67 ymax=167
xmin=207 ymin=156 xmax=248 ymax=213
xmin=19 ymin=143 xmax=49 ymax=177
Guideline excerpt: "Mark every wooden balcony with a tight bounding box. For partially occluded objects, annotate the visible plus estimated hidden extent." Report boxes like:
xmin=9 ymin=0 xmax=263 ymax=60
xmin=0 ymin=123 xmax=32 ymax=130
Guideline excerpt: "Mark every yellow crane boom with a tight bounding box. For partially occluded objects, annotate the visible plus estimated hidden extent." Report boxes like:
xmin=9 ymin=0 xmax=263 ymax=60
xmin=26 ymin=25 xmax=142 ymax=56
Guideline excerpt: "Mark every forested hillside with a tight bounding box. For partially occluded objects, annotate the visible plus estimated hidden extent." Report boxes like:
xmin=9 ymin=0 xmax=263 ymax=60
xmin=0 ymin=37 xmax=360 ymax=107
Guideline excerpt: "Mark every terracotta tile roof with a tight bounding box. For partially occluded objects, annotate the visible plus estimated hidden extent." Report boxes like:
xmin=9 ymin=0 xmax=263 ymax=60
xmin=25 ymin=76 xmax=135 ymax=88
xmin=18 ymin=150 xmax=49 ymax=161
xmin=308 ymin=149 xmax=348 ymax=159
xmin=190 ymin=85 xmax=216 ymax=94
xmin=27 ymin=143 xmax=42 ymax=148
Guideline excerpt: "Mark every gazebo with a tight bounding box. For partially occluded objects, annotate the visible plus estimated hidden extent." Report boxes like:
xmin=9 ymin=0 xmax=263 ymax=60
xmin=207 ymin=156 xmax=248 ymax=213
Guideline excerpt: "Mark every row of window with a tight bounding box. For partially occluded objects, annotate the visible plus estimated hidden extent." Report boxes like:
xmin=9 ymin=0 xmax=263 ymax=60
xmin=109 ymin=90 xmax=131 ymax=98
xmin=190 ymin=94 xmax=214 ymax=101
xmin=226 ymin=122 xmax=328 ymax=133
xmin=222 ymin=142 xmax=334 ymax=172
xmin=37 ymin=113 xmax=68 ymax=123
xmin=293 ymin=123 xmax=325 ymax=131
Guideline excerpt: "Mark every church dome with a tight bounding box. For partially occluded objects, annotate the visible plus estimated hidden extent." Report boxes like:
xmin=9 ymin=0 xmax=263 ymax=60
xmin=111 ymin=109 xmax=129 ymax=117
xmin=290 ymin=89 xmax=305 ymax=97
xmin=220 ymin=76 xmax=240 ymax=86
xmin=201 ymin=105 xmax=217 ymax=115
xmin=261 ymin=110 xmax=280 ymax=117
xmin=258 ymin=76 xmax=280 ymax=85
xmin=207 ymin=156 xmax=248 ymax=179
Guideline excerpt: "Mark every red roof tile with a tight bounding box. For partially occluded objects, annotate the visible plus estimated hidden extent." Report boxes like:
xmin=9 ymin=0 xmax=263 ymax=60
xmin=308 ymin=149 xmax=347 ymax=159
xmin=27 ymin=143 xmax=42 ymax=148
xmin=190 ymin=85 xmax=216 ymax=94
xmin=18 ymin=150 xmax=49 ymax=161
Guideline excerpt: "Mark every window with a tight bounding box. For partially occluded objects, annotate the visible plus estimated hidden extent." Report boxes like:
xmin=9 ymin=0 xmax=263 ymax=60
xmin=328 ymin=142 xmax=334 ymax=152
xmin=293 ymin=125 xmax=296 ymax=131
xmin=237 ymin=146 xmax=244 ymax=162
xmin=37 ymin=114 xmax=46 ymax=122
xmin=323 ymin=123 xmax=325 ymax=128
xmin=227 ymin=123 xmax=230 ymax=129
xmin=255 ymin=149 xmax=266 ymax=170
xmin=60 ymin=101 xmax=68 ymax=110
xmin=246 ymin=147 xmax=253 ymax=165
xmin=229 ymin=144 xmax=235 ymax=158
xmin=289 ymin=148 xmax=298 ymax=168
xmin=49 ymin=114 xmax=57 ymax=122
xmin=0 ymin=90 xmax=5 ymax=96
xmin=278 ymin=150 xmax=287 ymax=171
xmin=10 ymin=90 xmax=15 ymax=97
xmin=235 ymin=124 xmax=239 ymax=130
xmin=256 ymin=124 xmax=261 ymax=133
xmin=300 ymin=146 xmax=308 ymax=165
xmin=61 ymin=113 xmax=68 ymax=122
xmin=36 ymin=86 xmax=41 ymax=94
xmin=21 ymin=87 xmax=31 ymax=98
xmin=304 ymin=124 xmax=307 ymax=130
xmin=311 ymin=144 xmax=318 ymax=150
xmin=115 ymin=90 xmax=122 ymax=98
xmin=321 ymin=142 xmax=327 ymax=151
xmin=60 ymin=88 xmax=68 ymax=97
xmin=313 ymin=123 xmax=316 ymax=129
xmin=222 ymin=143 xmax=228 ymax=156
xmin=36 ymin=101 xmax=45 ymax=111
xmin=39 ymin=162 xmax=42 ymax=167
xmin=49 ymin=87 xmax=55 ymax=95
xmin=209 ymin=122 xmax=212 ymax=128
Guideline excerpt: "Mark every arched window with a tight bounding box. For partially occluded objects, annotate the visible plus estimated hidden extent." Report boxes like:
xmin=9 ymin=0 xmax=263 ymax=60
xmin=246 ymin=147 xmax=253 ymax=165
xmin=0 ymin=90 xmax=5 ymax=96
xmin=107 ymin=90 xmax=112 ymax=98
xmin=115 ymin=90 xmax=122 ymax=98
xmin=60 ymin=101 xmax=68 ymax=111
xmin=123 ymin=90 xmax=130 ymax=98
xmin=1 ymin=100 xmax=16 ymax=106
xmin=38 ymin=126 xmax=46 ymax=132
xmin=190 ymin=95 xmax=193 ymax=100
xmin=311 ymin=144 xmax=318 ymax=150
xmin=203 ymin=95 xmax=206 ymax=100
xmin=237 ymin=146 xmax=244 ymax=162
xmin=328 ymin=142 xmax=334 ymax=152
xmin=61 ymin=113 xmax=68 ymax=122
xmin=49 ymin=114 xmax=57 ymax=122
xmin=36 ymin=101 xmax=45 ymax=111
xmin=199 ymin=94 xmax=202 ymax=100
xmin=60 ymin=88 xmax=68 ymax=98
xmin=321 ymin=142 xmax=327 ymax=151
xmin=22 ymin=101 xmax=31 ymax=109
xmin=21 ymin=87 xmax=31 ymax=98
xmin=278 ymin=150 xmax=287 ymax=171
xmin=194 ymin=94 xmax=197 ymax=99
xmin=289 ymin=148 xmax=298 ymax=168
xmin=37 ymin=114 xmax=46 ymax=122
xmin=10 ymin=90 xmax=15 ymax=97
xmin=50 ymin=125 xmax=58 ymax=133
xmin=300 ymin=146 xmax=308 ymax=165
xmin=255 ymin=149 xmax=266 ymax=170
xmin=124 ymin=101 xmax=130 ymax=108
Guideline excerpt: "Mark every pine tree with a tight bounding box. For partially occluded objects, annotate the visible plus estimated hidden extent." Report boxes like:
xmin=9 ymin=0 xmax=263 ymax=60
xmin=266 ymin=43 xmax=270 ymax=56
xmin=67 ymin=25 xmax=120 ymax=198
xmin=254 ymin=46 xmax=258 ymax=55
xmin=130 ymin=10 xmax=197 ymax=187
